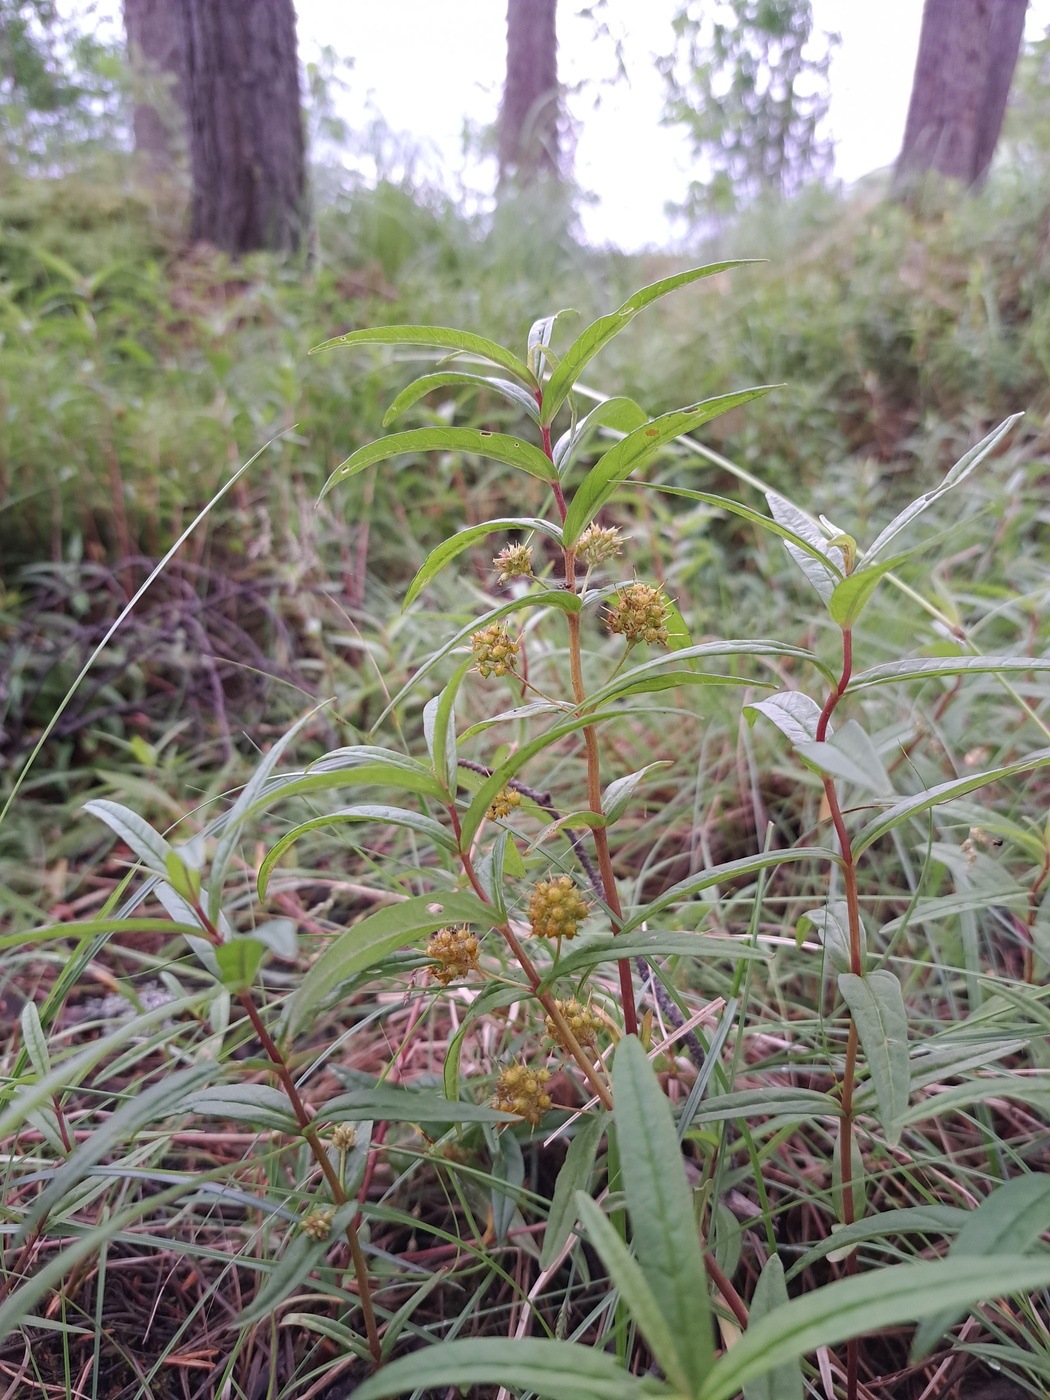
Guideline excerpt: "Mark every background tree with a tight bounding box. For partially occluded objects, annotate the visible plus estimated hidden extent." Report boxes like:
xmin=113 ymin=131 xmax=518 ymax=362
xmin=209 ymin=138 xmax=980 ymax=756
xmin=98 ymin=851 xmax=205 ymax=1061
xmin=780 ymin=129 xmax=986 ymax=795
xmin=498 ymin=0 xmax=560 ymax=186
xmin=660 ymin=0 xmax=837 ymax=219
xmin=123 ymin=0 xmax=187 ymax=179
xmin=181 ymin=0 xmax=305 ymax=254
xmin=894 ymin=0 xmax=1028 ymax=194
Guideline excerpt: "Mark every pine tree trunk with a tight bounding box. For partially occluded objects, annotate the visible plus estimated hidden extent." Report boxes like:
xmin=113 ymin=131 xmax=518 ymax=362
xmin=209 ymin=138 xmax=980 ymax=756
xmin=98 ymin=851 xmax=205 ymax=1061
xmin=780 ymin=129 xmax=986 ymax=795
xmin=182 ymin=0 xmax=306 ymax=254
xmin=124 ymin=0 xmax=188 ymax=177
xmin=894 ymin=0 xmax=1027 ymax=192
xmin=498 ymin=0 xmax=559 ymax=186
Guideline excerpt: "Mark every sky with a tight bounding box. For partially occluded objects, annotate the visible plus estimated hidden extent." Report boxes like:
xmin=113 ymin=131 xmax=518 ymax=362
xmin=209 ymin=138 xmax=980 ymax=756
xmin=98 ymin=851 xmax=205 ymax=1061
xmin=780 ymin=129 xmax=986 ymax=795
xmin=73 ymin=1 xmax=1050 ymax=251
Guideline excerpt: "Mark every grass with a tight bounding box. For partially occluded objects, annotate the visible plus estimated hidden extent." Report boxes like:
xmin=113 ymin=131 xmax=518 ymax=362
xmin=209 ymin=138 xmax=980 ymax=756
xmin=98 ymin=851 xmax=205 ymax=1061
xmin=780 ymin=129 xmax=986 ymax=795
xmin=0 ymin=154 xmax=1048 ymax=1399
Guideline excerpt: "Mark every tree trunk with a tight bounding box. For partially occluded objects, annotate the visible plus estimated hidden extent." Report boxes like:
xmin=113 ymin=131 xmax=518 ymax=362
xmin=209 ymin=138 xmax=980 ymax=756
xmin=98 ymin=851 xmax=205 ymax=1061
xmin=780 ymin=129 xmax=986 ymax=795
xmin=498 ymin=0 xmax=559 ymax=186
xmin=894 ymin=0 xmax=1027 ymax=193
xmin=182 ymin=0 xmax=305 ymax=254
xmin=124 ymin=0 xmax=188 ymax=177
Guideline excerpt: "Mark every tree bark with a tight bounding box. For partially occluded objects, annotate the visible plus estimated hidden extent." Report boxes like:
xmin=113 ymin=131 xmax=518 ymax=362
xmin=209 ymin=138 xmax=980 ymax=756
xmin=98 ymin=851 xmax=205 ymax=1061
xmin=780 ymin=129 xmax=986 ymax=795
xmin=894 ymin=0 xmax=1027 ymax=193
xmin=124 ymin=0 xmax=188 ymax=177
xmin=182 ymin=0 xmax=306 ymax=254
xmin=498 ymin=0 xmax=559 ymax=186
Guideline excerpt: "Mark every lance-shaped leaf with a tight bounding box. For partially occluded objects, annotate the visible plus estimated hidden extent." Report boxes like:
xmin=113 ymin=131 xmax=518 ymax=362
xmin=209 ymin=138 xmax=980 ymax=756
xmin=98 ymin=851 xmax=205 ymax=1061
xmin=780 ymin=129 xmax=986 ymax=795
xmin=553 ymin=396 xmax=650 ymax=473
xmin=310 ymin=323 xmax=536 ymax=387
xmin=589 ymin=639 xmax=833 ymax=710
xmin=849 ymin=653 xmax=1050 ymax=690
xmin=282 ymin=891 xmax=494 ymax=1037
xmin=798 ymin=720 xmax=893 ymax=794
xmin=839 ymin=970 xmax=910 ymax=1143
xmin=745 ymin=690 xmax=824 ymax=746
xmin=238 ymin=1200 xmax=362 ymax=1328
xmin=527 ymin=307 xmax=576 ymax=377
xmin=382 ymin=371 xmax=540 ymax=425
xmin=540 ymin=259 xmax=759 ymax=425
xmin=544 ymin=929 xmax=766 ymax=986
xmin=258 ymin=805 xmax=457 ymax=899
xmin=323 ymin=1085 xmax=517 ymax=1125
xmin=563 ymin=387 xmax=775 ymax=544
xmin=613 ymin=1034 xmax=714 ymax=1390
xmin=602 ymin=761 xmax=671 ymax=824
xmin=403 ymin=516 xmax=563 ymax=608
xmin=322 ymin=427 xmax=558 ymax=497
xmin=540 ymin=1114 xmax=604 ymax=1269
xmin=745 ymin=1256 xmax=802 ymax=1400
xmin=766 ymin=493 xmax=843 ymax=604
xmin=853 ymin=747 xmax=1050 ymax=857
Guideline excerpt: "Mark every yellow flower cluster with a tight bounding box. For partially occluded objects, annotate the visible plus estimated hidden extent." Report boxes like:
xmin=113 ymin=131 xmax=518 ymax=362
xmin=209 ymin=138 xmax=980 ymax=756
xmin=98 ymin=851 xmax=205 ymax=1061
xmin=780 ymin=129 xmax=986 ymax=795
xmin=487 ymin=785 xmax=522 ymax=820
xmin=300 ymin=1206 xmax=335 ymax=1240
xmin=330 ymin=1123 xmax=357 ymax=1151
xmin=528 ymin=874 xmax=590 ymax=942
xmin=492 ymin=1063 xmax=552 ymax=1125
xmin=547 ymin=997 xmax=602 ymax=1050
xmin=578 ymin=523 xmax=624 ymax=566
xmin=426 ymin=926 xmax=481 ymax=986
xmin=493 ymin=542 xmax=534 ymax=585
xmin=470 ymin=623 xmax=519 ymax=677
xmin=606 ymin=582 xmax=670 ymax=647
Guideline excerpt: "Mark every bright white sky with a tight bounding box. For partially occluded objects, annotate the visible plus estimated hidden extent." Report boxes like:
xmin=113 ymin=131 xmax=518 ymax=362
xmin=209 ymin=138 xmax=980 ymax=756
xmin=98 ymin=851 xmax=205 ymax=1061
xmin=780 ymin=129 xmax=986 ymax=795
xmin=78 ymin=0 xmax=1050 ymax=250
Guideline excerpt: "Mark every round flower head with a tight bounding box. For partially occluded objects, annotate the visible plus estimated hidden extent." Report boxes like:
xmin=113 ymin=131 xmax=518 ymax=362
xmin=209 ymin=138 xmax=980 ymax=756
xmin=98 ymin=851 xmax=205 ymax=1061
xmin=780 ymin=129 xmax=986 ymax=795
xmin=492 ymin=1062 xmax=552 ymax=1126
xmin=493 ymin=543 xmax=534 ymax=586
xmin=606 ymin=582 xmax=670 ymax=647
xmin=487 ymin=785 xmax=522 ymax=821
xmin=529 ymin=874 xmax=590 ymax=942
xmin=547 ymin=997 xmax=602 ymax=1050
xmin=300 ymin=1206 xmax=335 ymax=1240
xmin=330 ymin=1123 xmax=357 ymax=1151
xmin=426 ymin=926 xmax=480 ymax=986
xmin=470 ymin=623 xmax=519 ymax=677
xmin=578 ymin=524 xmax=624 ymax=567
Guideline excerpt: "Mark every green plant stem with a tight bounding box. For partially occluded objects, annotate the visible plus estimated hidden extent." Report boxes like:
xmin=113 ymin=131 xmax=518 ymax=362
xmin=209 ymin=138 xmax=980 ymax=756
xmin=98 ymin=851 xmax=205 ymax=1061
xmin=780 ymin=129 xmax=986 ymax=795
xmin=186 ymin=901 xmax=382 ymax=1366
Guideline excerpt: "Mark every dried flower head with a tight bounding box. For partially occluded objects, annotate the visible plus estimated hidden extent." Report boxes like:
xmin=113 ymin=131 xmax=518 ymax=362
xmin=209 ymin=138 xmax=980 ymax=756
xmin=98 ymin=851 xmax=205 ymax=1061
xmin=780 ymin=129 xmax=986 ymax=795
xmin=426 ymin=926 xmax=480 ymax=986
xmin=492 ymin=1062 xmax=552 ymax=1126
xmin=330 ymin=1123 xmax=357 ymax=1151
xmin=487 ymin=785 xmax=522 ymax=821
xmin=547 ymin=997 xmax=602 ymax=1050
xmin=470 ymin=623 xmax=519 ymax=677
xmin=529 ymin=874 xmax=590 ymax=942
xmin=493 ymin=543 xmax=534 ymax=585
xmin=300 ymin=1206 xmax=335 ymax=1241
xmin=606 ymin=582 xmax=670 ymax=647
xmin=578 ymin=524 xmax=624 ymax=566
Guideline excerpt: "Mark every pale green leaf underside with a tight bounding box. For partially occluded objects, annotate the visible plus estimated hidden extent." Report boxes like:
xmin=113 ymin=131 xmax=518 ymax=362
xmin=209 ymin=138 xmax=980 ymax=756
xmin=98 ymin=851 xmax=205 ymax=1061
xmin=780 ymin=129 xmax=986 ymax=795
xmin=382 ymin=370 xmax=540 ymax=425
xmin=839 ymin=970 xmax=911 ymax=1143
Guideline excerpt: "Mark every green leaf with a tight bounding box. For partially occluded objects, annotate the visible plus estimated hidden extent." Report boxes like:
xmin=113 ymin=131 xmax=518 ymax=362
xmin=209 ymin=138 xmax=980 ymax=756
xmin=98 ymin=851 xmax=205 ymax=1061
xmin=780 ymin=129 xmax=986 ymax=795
xmin=787 ymin=1204 xmax=969 ymax=1279
xmin=238 ymin=1200 xmax=361 ymax=1328
xmin=541 ymin=260 xmax=759 ymax=426
xmin=322 ymin=428 xmax=557 ymax=497
xmin=563 ymin=387 xmax=775 ymax=544
xmin=382 ymin=371 xmax=540 ymax=425
xmin=690 ymin=1087 xmax=833 ymax=1125
xmin=853 ymin=748 xmax=1050 ymax=857
xmin=423 ymin=670 xmax=467 ymax=792
xmin=403 ymin=517 xmax=562 ymax=608
xmin=540 ymin=1115 xmax=605 ymax=1269
xmin=19 ymin=1002 xmax=50 ymax=1079
xmin=602 ymin=762 xmax=671 ymax=824
xmin=350 ymin=1336 xmax=670 ymax=1400
xmin=310 ymin=323 xmax=536 ymax=387
xmin=258 ymin=804 xmax=457 ymax=900
xmin=745 ymin=1256 xmax=802 ymax=1400
xmin=179 ymin=1084 xmax=300 ymax=1134
xmin=575 ymin=1193 xmax=695 ymax=1395
xmin=323 ymin=1085 xmax=517 ymax=1125
xmin=84 ymin=798 xmax=175 ymax=878
xmin=288 ymin=745 xmax=447 ymax=802
xmin=589 ymin=640 xmax=833 ymax=710
xmin=528 ymin=307 xmax=576 ymax=377
xmin=911 ymin=1173 xmax=1050 ymax=1358
xmin=553 ymin=396 xmax=650 ymax=473
xmin=799 ymin=901 xmax=858 ymax=975
xmin=745 ymin=690 xmax=823 ymax=746
xmin=214 ymin=937 xmax=267 ymax=993
xmin=699 ymin=1256 xmax=1050 ymax=1400
xmin=897 ymin=1075 xmax=1050 ymax=1125
xmin=613 ymin=1034 xmax=714 ymax=1389
xmin=798 ymin=720 xmax=892 ymax=794
xmin=545 ymin=930 xmax=766 ymax=986
xmin=839 ymin=971 xmax=910 ymax=1144
xmin=765 ymin=493 xmax=842 ymax=604
xmin=849 ymin=653 xmax=1050 ymax=690
xmin=828 ymin=557 xmax=902 ymax=627
xmin=282 ymin=891 xmax=494 ymax=1037
xmin=863 ymin=415 xmax=1021 ymax=565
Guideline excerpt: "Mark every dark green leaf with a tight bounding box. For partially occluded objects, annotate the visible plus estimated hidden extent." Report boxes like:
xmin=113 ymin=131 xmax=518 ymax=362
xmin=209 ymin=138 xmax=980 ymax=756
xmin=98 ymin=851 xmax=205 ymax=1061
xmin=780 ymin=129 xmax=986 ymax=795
xmin=310 ymin=323 xmax=536 ymax=386
xmin=745 ymin=1256 xmax=802 ymax=1400
xmin=839 ymin=971 xmax=910 ymax=1143
xmin=382 ymin=371 xmax=540 ymax=425
xmin=214 ymin=937 xmax=267 ymax=993
xmin=322 ymin=427 xmax=558 ymax=496
xmin=553 ymin=396 xmax=650 ymax=473
xmin=323 ymin=1085 xmax=517 ymax=1125
xmin=541 ymin=1115 xmax=605 ymax=1269
xmin=404 ymin=517 xmax=563 ymax=608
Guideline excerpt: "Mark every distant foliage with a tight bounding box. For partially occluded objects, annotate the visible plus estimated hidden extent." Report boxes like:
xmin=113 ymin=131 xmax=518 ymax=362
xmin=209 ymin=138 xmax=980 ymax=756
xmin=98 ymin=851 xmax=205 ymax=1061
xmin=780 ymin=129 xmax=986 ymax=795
xmin=660 ymin=0 xmax=837 ymax=219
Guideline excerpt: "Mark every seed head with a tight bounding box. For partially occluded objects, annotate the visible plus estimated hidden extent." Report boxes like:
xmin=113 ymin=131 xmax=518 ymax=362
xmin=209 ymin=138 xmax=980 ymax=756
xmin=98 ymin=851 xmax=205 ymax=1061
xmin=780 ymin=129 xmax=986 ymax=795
xmin=606 ymin=582 xmax=670 ymax=647
xmin=330 ymin=1123 xmax=357 ymax=1151
xmin=529 ymin=874 xmax=590 ymax=942
xmin=426 ymin=926 xmax=480 ymax=986
xmin=547 ymin=997 xmax=602 ymax=1050
xmin=470 ymin=623 xmax=519 ymax=677
xmin=487 ymin=785 xmax=522 ymax=821
xmin=578 ymin=524 xmax=624 ymax=566
xmin=492 ymin=1062 xmax=552 ymax=1125
xmin=300 ymin=1206 xmax=335 ymax=1240
xmin=493 ymin=543 xmax=534 ymax=585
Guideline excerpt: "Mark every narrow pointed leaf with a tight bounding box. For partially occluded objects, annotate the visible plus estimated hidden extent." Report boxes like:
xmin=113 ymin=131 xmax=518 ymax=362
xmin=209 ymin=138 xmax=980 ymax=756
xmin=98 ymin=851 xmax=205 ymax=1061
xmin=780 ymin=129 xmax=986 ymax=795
xmin=553 ymin=396 xmax=650 ymax=472
xmin=563 ymin=387 xmax=775 ymax=544
xmin=766 ymin=493 xmax=840 ymax=603
xmin=541 ymin=1115 xmax=604 ymax=1269
xmin=382 ymin=371 xmax=540 ymax=425
xmin=541 ymin=260 xmax=758 ymax=425
xmin=839 ymin=971 xmax=910 ymax=1143
xmin=310 ymin=323 xmax=536 ymax=386
xmin=214 ymin=936 xmax=267 ymax=992
xmin=602 ymin=762 xmax=671 ymax=824
xmin=404 ymin=517 xmax=562 ymax=608
xmin=849 ymin=653 xmax=1050 ymax=690
xmin=745 ymin=1256 xmax=802 ymax=1400
xmin=745 ymin=690 xmax=824 ymax=746
xmin=84 ymin=799 xmax=175 ymax=878
xmin=613 ymin=1034 xmax=714 ymax=1389
xmin=323 ymin=1085 xmax=517 ymax=1125
xmin=322 ymin=428 xmax=557 ymax=497
xmin=799 ymin=719 xmax=892 ymax=794
xmin=589 ymin=639 xmax=833 ymax=710
xmin=238 ymin=1200 xmax=361 ymax=1328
